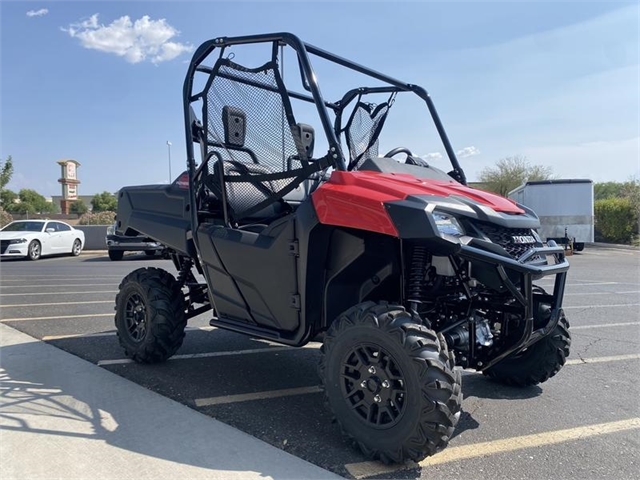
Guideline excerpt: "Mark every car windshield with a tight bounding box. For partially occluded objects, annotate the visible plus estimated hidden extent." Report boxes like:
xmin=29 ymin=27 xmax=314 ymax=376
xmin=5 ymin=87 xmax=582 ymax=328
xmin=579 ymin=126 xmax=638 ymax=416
xmin=1 ymin=221 xmax=45 ymax=232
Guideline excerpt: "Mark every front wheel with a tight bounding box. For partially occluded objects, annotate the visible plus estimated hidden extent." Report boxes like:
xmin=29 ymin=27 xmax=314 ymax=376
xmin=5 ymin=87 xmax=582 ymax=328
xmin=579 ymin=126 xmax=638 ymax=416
xmin=484 ymin=314 xmax=571 ymax=386
xmin=319 ymin=302 xmax=462 ymax=464
xmin=28 ymin=240 xmax=41 ymax=260
xmin=108 ymin=250 xmax=124 ymax=261
xmin=115 ymin=267 xmax=187 ymax=363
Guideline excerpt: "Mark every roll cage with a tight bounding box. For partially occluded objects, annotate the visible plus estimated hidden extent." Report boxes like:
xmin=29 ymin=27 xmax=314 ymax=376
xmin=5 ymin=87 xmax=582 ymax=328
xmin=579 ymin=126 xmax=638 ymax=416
xmin=182 ymin=33 xmax=467 ymax=227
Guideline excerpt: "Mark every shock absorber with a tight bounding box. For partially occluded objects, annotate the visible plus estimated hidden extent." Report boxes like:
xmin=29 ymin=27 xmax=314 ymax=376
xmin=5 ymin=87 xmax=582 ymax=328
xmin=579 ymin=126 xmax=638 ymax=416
xmin=176 ymin=256 xmax=194 ymax=288
xmin=407 ymin=244 xmax=430 ymax=315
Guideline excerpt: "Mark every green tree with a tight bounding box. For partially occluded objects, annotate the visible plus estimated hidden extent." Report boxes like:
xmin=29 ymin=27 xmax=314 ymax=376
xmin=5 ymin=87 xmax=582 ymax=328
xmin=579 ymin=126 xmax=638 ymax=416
xmin=594 ymin=181 xmax=624 ymax=201
xmin=479 ymin=155 xmax=553 ymax=197
xmin=6 ymin=189 xmax=56 ymax=214
xmin=0 ymin=155 xmax=13 ymax=190
xmin=69 ymin=200 xmax=89 ymax=215
xmin=91 ymin=191 xmax=117 ymax=212
xmin=0 ymin=189 xmax=17 ymax=208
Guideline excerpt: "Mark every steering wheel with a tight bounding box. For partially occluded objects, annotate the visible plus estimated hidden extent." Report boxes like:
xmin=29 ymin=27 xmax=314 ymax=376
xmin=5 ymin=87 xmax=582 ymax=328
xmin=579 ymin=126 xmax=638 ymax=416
xmin=384 ymin=147 xmax=414 ymax=158
xmin=384 ymin=147 xmax=428 ymax=167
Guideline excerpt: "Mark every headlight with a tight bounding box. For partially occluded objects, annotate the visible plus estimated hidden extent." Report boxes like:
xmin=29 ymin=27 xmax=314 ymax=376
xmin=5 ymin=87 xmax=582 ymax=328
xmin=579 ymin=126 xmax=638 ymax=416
xmin=9 ymin=238 xmax=27 ymax=244
xmin=433 ymin=212 xmax=465 ymax=237
xmin=106 ymin=224 xmax=115 ymax=235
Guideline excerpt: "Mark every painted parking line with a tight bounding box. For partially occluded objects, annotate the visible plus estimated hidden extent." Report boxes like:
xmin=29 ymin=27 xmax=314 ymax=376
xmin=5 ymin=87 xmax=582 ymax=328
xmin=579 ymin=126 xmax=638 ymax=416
xmin=96 ymin=344 xmax=320 ymax=366
xmin=194 ymin=386 xmax=322 ymax=407
xmin=1 ymin=313 xmax=114 ymax=322
xmin=43 ymin=326 xmax=216 ymax=341
xmin=566 ymin=354 xmax=640 ymax=365
xmin=564 ymin=291 xmax=640 ymax=296
xmin=0 ymin=283 xmax=117 ymax=289
xmin=0 ymin=300 xmax=114 ymax=308
xmin=572 ymin=322 xmax=640 ymax=330
xmin=0 ymin=274 xmax=122 ymax=278
xmin=0 ymin=290 xmax=117 ymax=297
xmin=564 ymin=303 xmax=640 ymax=309
xmin=344 ymin=417 xmax=640 ymax=479
xmin=2 ymin=274 xmax=123 ymax=282
xmin=42 ymin=331 xmax=119 ymax=340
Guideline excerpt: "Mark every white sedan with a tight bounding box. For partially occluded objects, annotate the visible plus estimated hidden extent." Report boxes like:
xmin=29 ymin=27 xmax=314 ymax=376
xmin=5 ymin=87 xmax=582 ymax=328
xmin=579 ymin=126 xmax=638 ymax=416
xmin=0 ymin=220 xmax=85 ymax=260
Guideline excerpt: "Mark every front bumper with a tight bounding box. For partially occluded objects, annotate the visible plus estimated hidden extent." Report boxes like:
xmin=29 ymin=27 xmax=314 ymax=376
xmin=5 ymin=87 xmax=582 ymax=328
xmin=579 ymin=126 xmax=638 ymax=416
xmin=459 ymin=242 xmax=569 ymax=371
xmin=0 ymin=243 xmax=29 ymax=258
xmin=106 ymin=235 xmax=163 ymax=251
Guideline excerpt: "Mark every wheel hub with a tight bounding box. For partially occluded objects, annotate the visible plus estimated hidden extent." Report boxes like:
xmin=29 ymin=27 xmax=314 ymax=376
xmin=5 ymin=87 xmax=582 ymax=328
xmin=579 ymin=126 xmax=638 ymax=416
xmin=341 ymin=344 xmax=406 ymax=428
xmin=124 ymin=293 xmax=147 ymax=342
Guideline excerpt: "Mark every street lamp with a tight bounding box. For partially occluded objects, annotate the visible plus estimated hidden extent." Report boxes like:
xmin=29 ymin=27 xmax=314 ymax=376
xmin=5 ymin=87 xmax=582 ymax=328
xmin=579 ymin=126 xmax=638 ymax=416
xmin=166 ymin=141 xmax=172 ymax=182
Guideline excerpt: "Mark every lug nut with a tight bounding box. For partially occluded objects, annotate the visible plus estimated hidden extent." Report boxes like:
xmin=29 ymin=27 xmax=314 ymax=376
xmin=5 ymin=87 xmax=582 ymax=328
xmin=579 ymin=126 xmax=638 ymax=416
xmin=360 ymin=380 xmax=367 ymax=388
xmin=373 ymin=395 xmax=381 ymax=403
xmin=368 ymin=366 xmax=376 ymax=374
xmin=382 ymin=380 xmax=390 ymax=388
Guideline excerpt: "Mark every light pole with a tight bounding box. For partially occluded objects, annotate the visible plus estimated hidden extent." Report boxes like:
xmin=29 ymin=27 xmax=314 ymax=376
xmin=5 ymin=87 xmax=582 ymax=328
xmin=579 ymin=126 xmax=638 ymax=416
xmin=166 ymin=141 xmax=172 ymax=182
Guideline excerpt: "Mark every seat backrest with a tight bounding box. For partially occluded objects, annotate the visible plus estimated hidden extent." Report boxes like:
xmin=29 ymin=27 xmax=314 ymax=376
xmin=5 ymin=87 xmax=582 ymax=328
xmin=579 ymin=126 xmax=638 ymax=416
xmin=217 ymin=161 xmax=283 ymax=220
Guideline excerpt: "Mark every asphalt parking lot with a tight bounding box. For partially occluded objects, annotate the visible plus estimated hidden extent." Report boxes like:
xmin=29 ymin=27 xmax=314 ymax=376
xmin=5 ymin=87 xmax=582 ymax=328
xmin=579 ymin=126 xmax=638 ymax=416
xmin=1 ymin=247 xmax=639 ymax=479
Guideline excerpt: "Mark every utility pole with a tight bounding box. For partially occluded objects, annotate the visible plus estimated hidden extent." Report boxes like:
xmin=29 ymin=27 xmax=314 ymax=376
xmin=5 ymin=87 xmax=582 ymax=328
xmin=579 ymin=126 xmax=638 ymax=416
xmin=166 ymin=141 xmax=172 ymax=182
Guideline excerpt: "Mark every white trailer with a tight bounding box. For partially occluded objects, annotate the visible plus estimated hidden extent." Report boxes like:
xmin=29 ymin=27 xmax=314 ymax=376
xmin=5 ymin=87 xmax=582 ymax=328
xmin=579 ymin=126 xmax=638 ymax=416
xmin=508 ymin=179 xmax=594 ymax=251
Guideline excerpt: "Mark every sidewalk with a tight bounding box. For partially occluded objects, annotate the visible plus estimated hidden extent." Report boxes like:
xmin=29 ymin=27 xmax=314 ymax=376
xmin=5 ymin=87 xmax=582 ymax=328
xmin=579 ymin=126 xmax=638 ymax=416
xmin=0 ymin=324 xmax=340 ymax=480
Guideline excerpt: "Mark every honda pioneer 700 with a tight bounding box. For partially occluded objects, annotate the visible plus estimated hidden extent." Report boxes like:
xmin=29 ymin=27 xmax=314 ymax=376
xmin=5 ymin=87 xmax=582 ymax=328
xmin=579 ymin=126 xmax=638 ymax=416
xmin=114 ymin=33 xmax=571 ymax=463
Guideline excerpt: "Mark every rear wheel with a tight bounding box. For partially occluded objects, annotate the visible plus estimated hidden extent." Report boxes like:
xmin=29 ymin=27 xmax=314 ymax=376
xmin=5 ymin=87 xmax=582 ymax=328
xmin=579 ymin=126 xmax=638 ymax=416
xmin=115 ymin=267 xmax=187 ymax=363
xmin=484 ymin=314 xmax=571 ymax=386
xmin=71 ymin=239 xmax=82 ymax=256
xmin=109 ymin=250 xmax=124 ymax=261
xmin=319 ymin=302 xmax=462 ymax=464
xmin=28 ymin=240 xmax=41 ymax=260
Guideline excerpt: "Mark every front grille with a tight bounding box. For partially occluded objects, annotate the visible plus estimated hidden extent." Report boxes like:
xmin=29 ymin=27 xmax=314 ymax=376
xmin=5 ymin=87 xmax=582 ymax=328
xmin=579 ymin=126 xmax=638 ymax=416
xmin=473 ymin=223 xmax=537 ymax=259
xmin=0 ymin=240 xmax=9 ymax=254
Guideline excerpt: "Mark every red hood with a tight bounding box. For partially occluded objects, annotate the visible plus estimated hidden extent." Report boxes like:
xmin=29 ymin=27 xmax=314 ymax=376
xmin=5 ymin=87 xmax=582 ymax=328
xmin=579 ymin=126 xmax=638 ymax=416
xmin=321 ymin=171 xmax=524 ymax=214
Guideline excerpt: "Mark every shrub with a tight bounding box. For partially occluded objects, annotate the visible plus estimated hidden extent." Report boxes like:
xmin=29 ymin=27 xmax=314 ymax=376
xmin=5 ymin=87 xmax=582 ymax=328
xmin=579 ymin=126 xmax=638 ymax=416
xmin=594 ymin=198 xmax=638 ymax=244
xmin=0 ymin=207 xmax=13 ymax=227
xmin=69 ymin=200 xmax=89 ymax=215
xmin=78 ymin=211 xmax=116 ymax=226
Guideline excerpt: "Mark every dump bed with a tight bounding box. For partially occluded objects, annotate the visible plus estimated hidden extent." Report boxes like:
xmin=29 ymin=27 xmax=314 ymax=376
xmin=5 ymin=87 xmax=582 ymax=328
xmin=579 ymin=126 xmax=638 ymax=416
xmin=115 ymin=174 xmax=191 ymax=255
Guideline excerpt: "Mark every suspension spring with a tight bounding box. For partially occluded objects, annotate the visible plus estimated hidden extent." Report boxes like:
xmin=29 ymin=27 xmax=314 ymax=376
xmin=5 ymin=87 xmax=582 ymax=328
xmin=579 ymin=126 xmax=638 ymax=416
xmin=407 ymin=245 xmax=430 ymax=305
xmin=176 ymin=257 xmax=194 ymax=288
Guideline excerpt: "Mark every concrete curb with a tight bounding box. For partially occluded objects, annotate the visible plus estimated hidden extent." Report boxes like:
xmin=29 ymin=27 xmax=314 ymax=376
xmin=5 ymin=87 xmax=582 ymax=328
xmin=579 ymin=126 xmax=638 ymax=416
xmin=0 ymin=323 xmax=340 ymax=480
xmin=588 ymin=242 xmax=639 ymax=251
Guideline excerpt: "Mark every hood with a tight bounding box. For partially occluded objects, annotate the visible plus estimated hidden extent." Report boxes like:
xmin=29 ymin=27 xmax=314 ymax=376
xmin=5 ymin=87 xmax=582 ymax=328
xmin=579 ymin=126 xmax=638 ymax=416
xmin=325 ymin=171 xmax=524 ymax=214
xmin=0 ymin=231 xmax=39 ymax=240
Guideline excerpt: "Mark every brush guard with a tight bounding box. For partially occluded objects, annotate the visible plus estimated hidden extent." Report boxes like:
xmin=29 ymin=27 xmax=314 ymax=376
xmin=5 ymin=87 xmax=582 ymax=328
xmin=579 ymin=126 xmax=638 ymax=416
xmin=457 ymin=242 xmax=569 ymax=371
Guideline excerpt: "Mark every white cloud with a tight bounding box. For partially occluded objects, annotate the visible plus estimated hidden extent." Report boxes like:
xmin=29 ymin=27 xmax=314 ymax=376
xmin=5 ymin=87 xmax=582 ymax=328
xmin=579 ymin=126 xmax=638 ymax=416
xmin=26 ymin=8 xmax=49 ymax=18
xmin=421 ymin=152 xmax=443 ymax=161
xmin=456 ymin=146 xmax=480 ymax=158
xmin=63 ymin=14 xmax=193 ymax=64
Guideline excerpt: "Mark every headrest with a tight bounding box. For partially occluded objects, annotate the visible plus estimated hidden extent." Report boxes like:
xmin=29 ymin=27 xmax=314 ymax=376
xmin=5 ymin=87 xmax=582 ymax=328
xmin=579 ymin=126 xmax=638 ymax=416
xmin=222 ymin=106 xmax=246 ymax=147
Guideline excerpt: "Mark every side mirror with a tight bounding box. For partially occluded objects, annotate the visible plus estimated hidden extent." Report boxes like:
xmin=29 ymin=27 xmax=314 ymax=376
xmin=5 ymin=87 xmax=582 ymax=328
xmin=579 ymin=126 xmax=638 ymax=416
xmin=45 ymin=228 xmax=55 ymax=233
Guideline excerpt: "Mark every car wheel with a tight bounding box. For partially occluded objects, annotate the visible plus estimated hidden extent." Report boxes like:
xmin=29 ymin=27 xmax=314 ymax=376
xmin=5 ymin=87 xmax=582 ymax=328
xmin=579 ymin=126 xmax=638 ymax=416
xmin=319 ymin=302 xmax=462 ymax=463
xmin=71 ymin=239 xmax=82 ymax=256
xmin=114 ymin=267 xmax=187 ymax=363
xmin=28 ymin=240 xmax=41 ymax=261
xmin=109 ymin=250 xmax=124 ymax=261
xmin=484 ymin=314 xmax=571 ymax=386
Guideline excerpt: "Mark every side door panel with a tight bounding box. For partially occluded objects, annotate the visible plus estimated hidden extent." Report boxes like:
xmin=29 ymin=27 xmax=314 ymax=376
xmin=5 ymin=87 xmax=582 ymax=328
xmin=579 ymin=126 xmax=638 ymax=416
xmin=196 ymin=217 xmax=300 ymax=332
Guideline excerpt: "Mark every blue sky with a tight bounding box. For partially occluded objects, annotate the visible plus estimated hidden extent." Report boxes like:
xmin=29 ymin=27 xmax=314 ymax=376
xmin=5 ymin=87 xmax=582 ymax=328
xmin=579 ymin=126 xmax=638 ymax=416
xmin=1 ymin=1 xmax=638 ymax=197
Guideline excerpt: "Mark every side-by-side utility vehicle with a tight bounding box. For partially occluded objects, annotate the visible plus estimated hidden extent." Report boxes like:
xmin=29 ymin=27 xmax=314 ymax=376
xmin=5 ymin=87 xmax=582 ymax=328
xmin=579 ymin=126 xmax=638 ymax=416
xmin=114 ymin=33 xmax=571 ymax=463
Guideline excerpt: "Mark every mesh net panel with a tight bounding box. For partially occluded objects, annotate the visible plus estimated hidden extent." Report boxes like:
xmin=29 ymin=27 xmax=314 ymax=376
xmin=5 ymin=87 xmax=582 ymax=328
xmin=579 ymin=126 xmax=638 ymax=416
xmin=204 ymin=60 xmax=305 ymax=219
xmin=346 ymin=102 xmax=390 ymax=170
